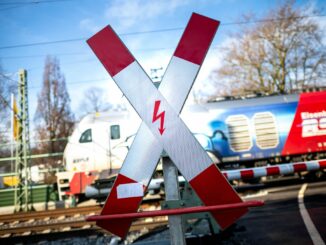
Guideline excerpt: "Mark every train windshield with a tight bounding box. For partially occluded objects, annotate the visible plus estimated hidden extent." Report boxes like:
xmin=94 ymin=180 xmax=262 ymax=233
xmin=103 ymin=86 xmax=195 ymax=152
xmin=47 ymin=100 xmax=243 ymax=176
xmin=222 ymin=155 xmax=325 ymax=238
xmin=79 ymin=129 xmax=92 ymax=143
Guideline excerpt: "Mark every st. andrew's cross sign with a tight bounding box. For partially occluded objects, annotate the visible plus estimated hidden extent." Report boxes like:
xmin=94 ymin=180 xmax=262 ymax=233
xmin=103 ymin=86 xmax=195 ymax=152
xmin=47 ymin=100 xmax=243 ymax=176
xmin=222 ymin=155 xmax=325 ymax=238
xmin=86 ymin=13 xmax=251 ymax=238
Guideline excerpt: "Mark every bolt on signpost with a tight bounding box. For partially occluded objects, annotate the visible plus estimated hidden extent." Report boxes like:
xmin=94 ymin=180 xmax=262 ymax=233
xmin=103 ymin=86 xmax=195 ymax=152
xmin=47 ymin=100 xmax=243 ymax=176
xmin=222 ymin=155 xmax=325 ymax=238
xmin=85 ymin=13 xmax=264 ymax=243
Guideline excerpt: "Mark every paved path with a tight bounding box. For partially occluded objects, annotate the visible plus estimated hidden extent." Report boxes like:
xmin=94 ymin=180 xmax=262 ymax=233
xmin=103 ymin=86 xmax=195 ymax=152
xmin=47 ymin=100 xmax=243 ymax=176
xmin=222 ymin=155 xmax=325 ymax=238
xmin=236 ymin=181 xmax=326 ymax=245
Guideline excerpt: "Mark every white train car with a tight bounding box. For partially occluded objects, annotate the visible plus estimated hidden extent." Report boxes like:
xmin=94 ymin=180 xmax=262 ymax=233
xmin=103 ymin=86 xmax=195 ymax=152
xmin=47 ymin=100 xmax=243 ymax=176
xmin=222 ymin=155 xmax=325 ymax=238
xmin=56 ymin=104 xmax=212 ymax=201
xmin=56 ymin=110 xmax=141 ymax=201
xmin=64 ymin=110 xmax=140 ymax=173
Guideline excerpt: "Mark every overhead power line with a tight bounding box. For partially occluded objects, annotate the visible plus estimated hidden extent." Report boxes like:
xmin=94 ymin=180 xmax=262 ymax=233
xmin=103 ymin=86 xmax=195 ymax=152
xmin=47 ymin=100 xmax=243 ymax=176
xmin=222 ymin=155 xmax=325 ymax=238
xmin=0 ymin=93 xmax=15 ymax=115
xmin=0 ymin=28 xmax=182 ymax=50
xmin=0 ymin=38 xmax=85 ymax=50
xmin=0 ymin=0 xmax=75 ymax=5
xmin=0 ymin=52 xmax=87 ymax=59
xmin=0 ymin=6 xmax=23 ymax=11
xmin=0 ymin=0 xmax=77 ymax=11
xmin=29 ymin=78 xmax=109 ymax=89
xmin=1 ymin=73 xmax=110 ymax=90
xmin=0 ymin=14 xmax=325 ymax=50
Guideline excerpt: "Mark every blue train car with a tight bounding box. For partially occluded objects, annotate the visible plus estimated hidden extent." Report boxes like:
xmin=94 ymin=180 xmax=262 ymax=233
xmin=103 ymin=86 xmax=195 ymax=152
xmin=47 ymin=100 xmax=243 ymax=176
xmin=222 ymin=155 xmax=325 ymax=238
xmin=183 ymin=91 xmax=326 ymax=167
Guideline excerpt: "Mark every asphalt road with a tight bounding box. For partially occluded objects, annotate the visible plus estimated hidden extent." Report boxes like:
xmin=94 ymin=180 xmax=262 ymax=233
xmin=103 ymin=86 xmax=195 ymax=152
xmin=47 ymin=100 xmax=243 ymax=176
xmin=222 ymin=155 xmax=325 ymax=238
xmin=133 ymin=179 xmax=326 ymax=245
xmin=234 ymin=181 xmax=326 ymax=245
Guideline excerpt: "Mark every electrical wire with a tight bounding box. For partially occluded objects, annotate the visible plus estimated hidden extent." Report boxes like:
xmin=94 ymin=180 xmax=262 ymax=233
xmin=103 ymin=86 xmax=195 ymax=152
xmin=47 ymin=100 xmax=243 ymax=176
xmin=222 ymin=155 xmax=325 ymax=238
xmin=0 ymin=14 xmax=325 ymax=50
xmin=0 ymin=0 xmax=78 ymax=11
xmin=0 ymin=0 xmax=76 ymax=5
xmin=0 ymin=93 xmax=16 ymax=116
xmin=0 ymin=5 xmax=23 ymax=11
xmin=0 ymin=73 xmax=19 ymax=86
xmin=0 ymin=52 xmax=88 ymax=59
xmin=0 ymin=13 xmax=325 ymax=127
xmin=29 ymin=78 xmax=108 ymax=89
xmin=1 ymin=72 xmax=110 ymax=90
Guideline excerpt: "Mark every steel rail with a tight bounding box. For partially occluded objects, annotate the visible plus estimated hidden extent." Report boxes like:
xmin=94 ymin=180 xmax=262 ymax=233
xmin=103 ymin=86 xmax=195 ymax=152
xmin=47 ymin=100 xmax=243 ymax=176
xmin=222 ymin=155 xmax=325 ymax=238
xmin=0 ymin=205 xmax=101 ymax=223
xmin=0 ymin=218 xmax=167 ymax=236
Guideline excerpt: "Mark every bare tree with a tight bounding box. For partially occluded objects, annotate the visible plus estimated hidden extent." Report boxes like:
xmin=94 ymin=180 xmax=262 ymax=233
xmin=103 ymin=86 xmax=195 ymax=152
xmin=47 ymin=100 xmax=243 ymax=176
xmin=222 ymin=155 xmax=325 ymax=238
xmin=0 ymin=64 xmax=15 ymax=146
xmin=34 ymin=56 xmax=75 ymax=166
xmin=211 ymin=1 xmax=326 ymax=98
xmin=78 ymin=86 xmax=112 ymax=116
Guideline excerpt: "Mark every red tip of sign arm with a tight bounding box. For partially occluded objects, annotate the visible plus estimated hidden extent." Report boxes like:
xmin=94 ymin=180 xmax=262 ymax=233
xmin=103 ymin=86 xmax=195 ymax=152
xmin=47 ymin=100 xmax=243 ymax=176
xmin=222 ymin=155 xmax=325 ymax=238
xmin=96 ymin=174 xmax=143 ymax=238
xmin=174 ymin=13 xmax=220 ymax=65
xmin=319 ymin=160 xmax=326 ymax=169
xmin=189 ymin=164 xmax=248 ymax=229
xmin=87 ymin=26 xmax=135 ymax=77
xmin=86 ymin=200 xmax=264 ymax=221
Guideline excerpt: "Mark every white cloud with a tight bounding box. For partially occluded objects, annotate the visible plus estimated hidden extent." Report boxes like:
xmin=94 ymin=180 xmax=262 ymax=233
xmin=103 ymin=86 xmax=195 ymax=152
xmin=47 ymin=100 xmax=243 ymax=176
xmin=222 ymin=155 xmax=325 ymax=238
xmin=191 ymin=36 xmax=235 ymax=101
xmin=314 ymin=15 xmax=326 ymax=45
xmin=79 ymin=18 xmax=101 ymax=33
xmin=197 ymin=49 xmax=221 ymax=85
xmin=105 ymin=0 xmax=189 ymax=30
xmin=78 ymin=0 xmax=229 ymax=103
xmin=299 ymin=1 xmax=326 ymax=44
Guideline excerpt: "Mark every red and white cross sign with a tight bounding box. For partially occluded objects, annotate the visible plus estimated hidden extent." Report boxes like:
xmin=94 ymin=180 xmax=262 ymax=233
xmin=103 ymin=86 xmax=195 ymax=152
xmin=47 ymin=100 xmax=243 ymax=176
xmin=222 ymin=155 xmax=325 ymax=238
xmin=87 ymin=13 xmax=247 ymax=238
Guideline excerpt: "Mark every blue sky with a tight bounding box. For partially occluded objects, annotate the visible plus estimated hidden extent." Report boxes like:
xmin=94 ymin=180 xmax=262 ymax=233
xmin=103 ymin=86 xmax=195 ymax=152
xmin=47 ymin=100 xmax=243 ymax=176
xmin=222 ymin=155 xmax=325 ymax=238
xmin=0 ymin=0 xmax=325 ymax=125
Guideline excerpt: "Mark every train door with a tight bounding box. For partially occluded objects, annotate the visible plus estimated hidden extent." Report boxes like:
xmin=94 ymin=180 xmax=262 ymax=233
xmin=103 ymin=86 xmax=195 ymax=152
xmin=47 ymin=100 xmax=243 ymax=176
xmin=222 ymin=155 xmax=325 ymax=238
xmin=107 ymin=123 xmax=128 ymax=174
xmin=89 ymin=123 xmax=109 ymax=172
xmin=90 ymin=121 xmax=127 ymax=173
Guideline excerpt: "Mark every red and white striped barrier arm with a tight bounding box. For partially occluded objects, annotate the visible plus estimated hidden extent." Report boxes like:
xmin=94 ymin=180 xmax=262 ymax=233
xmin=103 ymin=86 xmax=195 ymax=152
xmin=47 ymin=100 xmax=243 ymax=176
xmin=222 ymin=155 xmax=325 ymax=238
xmin=223 ymin=159 xmax=326 ymax=181
xmin=88 ymin=13 xmax=247 ymax=237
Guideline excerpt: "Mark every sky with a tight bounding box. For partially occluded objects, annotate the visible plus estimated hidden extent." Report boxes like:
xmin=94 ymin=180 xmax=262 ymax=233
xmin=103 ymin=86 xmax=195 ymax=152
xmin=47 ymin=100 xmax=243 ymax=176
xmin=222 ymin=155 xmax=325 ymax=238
xmin=0 ymin=0 xmax=325 ymax=129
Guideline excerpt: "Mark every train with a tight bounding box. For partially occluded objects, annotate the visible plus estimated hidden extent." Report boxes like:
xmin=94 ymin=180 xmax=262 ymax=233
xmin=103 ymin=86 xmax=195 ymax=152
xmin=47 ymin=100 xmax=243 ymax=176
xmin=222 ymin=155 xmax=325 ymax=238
xmin=186 ymin=90 xmax=326 ymax=166
xmin=56 ymin=90 xmax=326 ymax=201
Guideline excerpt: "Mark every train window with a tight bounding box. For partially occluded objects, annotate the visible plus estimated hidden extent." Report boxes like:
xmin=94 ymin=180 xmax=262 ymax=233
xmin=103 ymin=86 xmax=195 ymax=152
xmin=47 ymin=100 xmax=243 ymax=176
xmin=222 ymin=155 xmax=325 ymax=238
xmin=253 ymin=112 xmax=279 ymax=149
xmin=226 ymin=115 xmax=252 ymax=152
xmin=110 ymin=125 xmax=120 ymax=140
xmin=79 ymin=129 xmax=92 ymax=143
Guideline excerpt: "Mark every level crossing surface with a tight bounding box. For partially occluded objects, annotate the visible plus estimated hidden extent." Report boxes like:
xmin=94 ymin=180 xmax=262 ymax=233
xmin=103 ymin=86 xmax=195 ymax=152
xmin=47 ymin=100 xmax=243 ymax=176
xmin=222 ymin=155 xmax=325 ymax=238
xmin=131 ymin=180 xmax=326 ymax=245
xmin=236 ymin=181 xmax=326 ymax=245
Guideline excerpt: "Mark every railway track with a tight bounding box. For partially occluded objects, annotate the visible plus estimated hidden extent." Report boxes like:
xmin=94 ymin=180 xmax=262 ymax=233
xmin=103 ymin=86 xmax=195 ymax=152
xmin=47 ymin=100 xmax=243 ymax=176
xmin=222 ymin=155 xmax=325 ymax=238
xmin=1 ymin=176 xmax=319 ymax=239
xmin=0 ymin=203 xmax=166 ymax=238
xmin=0 ymin=205 xmax=101 ymax=224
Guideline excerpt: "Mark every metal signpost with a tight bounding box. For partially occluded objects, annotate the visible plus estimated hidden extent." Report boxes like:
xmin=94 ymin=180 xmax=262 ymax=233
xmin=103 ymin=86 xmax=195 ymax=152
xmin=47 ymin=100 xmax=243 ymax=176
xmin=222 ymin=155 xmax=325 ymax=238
xmin=163 ymin=157 xmax=186 ymax=244
xmin=86 ymin=13 xmax=263 ymax=243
